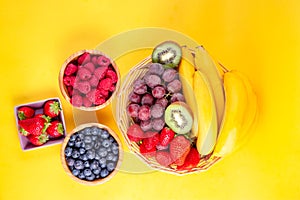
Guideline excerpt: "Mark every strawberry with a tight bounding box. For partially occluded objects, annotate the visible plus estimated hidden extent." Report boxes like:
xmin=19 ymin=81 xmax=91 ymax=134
xmin=159 ymin=127 xmax=175 ymax=146
xmin=34 ymin=114 xmax=51 ymax=124
xmin=17 ymin=106 xmax=35 ymax=120
xmin=155 ymin=151 xmax=173 ymax=167
xmin=27 ymin=133 xmax=49 ymax=146
xmin=43 ymin=100 xmax=61 ymax=118
xmin=126 ymin=123 xmax=144 ymax=142
xmin=169 ymin=135 xmax=191 ymax=166
xmin=18 ymin=117 xmax=46 ymax=136
xmin=139 ymin=142 xmax=156 ymax=157
xmin=143 ymin=131 xmax=159 ymax=151
xmin=46 ymin=120 xmax=64 ymax=138
xmin=177 ymin=147 xmax=201 ymax=171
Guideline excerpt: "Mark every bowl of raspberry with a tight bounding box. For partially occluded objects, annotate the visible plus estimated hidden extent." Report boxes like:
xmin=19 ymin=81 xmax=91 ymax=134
xmin=59 ymin=50 xmax=120 ymax=111
xmin=61 ymin=123 xmax=123 ymax=185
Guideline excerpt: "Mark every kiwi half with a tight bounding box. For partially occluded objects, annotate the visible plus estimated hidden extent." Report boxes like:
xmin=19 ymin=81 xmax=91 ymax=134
xmin=164 ymin=102 xmax=193 ymax=134
xmin=151 ymin=41 xmax=182 ymax=68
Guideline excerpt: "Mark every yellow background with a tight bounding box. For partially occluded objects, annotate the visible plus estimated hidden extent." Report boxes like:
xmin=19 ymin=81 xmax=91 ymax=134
xmin=1 ymin=0 xmax=300 ymax=199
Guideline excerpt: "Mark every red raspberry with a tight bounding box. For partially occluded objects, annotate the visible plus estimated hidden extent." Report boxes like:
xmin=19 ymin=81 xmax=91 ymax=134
xmin=83 ymin=97 xmax=93 ymax=107
xmin=91 ymin=56 xmax=98 ymax=65
xmin=98 ymin=78 xmax=113 ymax=91
xmin=67 ymin=86 xmax=73 ymax=97
xmin=89 ymin=75 xmax=99 ymax=88
xmin=74 ymin=81 xmax=91 ymax=94
xmin=97 ymin=55 xmax=111 ymax=67
xmin=63 ymin=76 xmax=76 ymax=86
xmin=105 ymin=69 xmax=118 ymax=83
xmin=109 ymin=85 xmax=115 ymax=92
xmin=77 ymin=67 xmax=92 ymax=81
xmin=77 ymin=52 xmax=91 ymax=65
xmin=71 ymin=95 xmax=83 ymax=107
xmin=83 ymin=62 xmax=95 ymax=73
xmin=94 ymin=96 xmax=106 ymax=105
xmin=94 ymin=66 xmax=108 ymax=80
xmin=64 ymin=63 xmax=78 ymax=76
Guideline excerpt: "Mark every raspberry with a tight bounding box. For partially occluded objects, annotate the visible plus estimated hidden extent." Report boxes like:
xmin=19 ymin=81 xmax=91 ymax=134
xmin=83 ymin=62 xmax=95 ymax=73
xmin=86 ymin=89 xmax=108 ymax=103
xmin=67 ymin=86 xmax=73 ymax=97
xmin=63 ymin=76 xmax=76 ymax=86
xmin=83 ymin=97 xmax=93 ymax=107
xmin=89 ymin=75 xmax=99 ymax=88
xmin=98 ymin=78 xmax=113 ymax=91
xmin=94 ymin=96 xmax=106 ymax=105
xmin=77 ymin=67 xmax=92 ymax=81
xmin=97 ymin=55 xmax=111 ymax=67
xmin=91 ymin=56 xmax=98 ymax=65
xmin=109 ymin=84 xmax=115 ymax=92
xmin=74 ymin=81 xmax=91 ymax=94
xmin=77 ymin=52 xmax=91 ymax=65
xmin=105 ymin=69 xmax=118 ymax=83
xmin=64 ymin=63 xmax=78 ymax=76
xmin=94 ymin=66 xmax=108 ymax=80
xmin=98 ymin=89 xmax=109 ymax=98
xmin=71 ymin=95 xmax=83 ymax=107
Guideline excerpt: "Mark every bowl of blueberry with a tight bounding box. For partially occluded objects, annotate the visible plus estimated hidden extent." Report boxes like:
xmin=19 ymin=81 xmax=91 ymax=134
xmin=61 ymin=123 xmax=123 ymax=185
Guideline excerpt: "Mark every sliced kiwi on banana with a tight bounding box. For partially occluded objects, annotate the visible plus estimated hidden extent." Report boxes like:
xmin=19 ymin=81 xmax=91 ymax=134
xmin=151 ymin=41 xmax=182 ymax=68
xmin=164 ymin=102 xmax=193 ymax=134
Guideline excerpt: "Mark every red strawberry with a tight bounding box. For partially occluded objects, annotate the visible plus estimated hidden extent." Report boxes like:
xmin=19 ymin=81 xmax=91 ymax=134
xmin=27 ymin=133 xmax=49 ymax=146
xmin=169 ymin=135 xmax=191 ymax=166
xmin=46 ymin=120 xmax=64 ymax=138
xmin=159 ymin=127 xmax=175 ymax=146
xmin=17 ymin=106 xmax=35 ymax=120
xmin=139 ymin=142 xmax=156 ymax=157
xmin=34 ymin=114 xmax=51 ymax=123
xmin=155 ymin=151 xmax=173 ymax=167
xmin=18 ymin=117 xmax=46 ymax=136
xmin=126 ymin=123 xmax=144 ymax=142
xmin=177 ymin=147 xmax=201 ymax=171
xmin=77 ymin=52 xmax=91 ymax=65
xmin=64 ymin=63 xmax=78 ymax=76
xmin=143 ymin=131 xmax=159 ymax=151
xmin=43 ymin=100 xmax=61 ymax=118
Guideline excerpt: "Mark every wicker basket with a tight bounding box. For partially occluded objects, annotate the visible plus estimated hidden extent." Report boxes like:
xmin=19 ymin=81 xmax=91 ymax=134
xmin=59 ymin=49 xmax=120 ymax=111
xmin=61 ymin=123 xmax=123 ymax=185
xmin=114 ymin=53 xmax=224 ymax=175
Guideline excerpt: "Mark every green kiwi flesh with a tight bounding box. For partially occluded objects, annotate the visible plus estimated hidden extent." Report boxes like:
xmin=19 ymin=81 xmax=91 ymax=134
xmin=151 ymin=41 xmax=182 ymax=68
xmin=164 ymin=102 xmax=193 ymax=134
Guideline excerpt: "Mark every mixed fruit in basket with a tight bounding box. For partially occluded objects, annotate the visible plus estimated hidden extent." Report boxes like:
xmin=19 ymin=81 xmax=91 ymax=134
xmin=126 ymin=41 xmax=257 ymax=171
xmin=17 ymin=100 xmax=64 ymax=146
xmin=62 ymin=52 xmax=118 ymax=108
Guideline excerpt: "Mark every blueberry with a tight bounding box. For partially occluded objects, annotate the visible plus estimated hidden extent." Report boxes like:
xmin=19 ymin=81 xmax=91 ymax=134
xmin=98 ymin=148 xmax=108 ymax=157
xmin=67 ymin=158 xmax=75 ymax=167
xmin=99 ymin=157 xmax=106 ymax=165
xmin=84 ymin=136 xmax=92 ymax=143
xmin=78 ymin=132 xmax=84 ymax=139
xmin=75 ymin=138 xmax=83 ymax=148
xmin=106 ymin=153 xmax=114 ymax=161
xmin=86 ymin=150 xmax=96 ymax=160
xmin=80 ymin=154 xmax=88 ymax=161
xmin=112 ymin=142 xmax=119 ymax=150
xmin=91 ymin=126 xmax=100 ymax=135
xmin=112 ymin=149 xmax=119 ymax=155
xmin=93 ymin=168 xmax=101 ymax=175
xmin=64 ymin=147 xmax=73 ymax=157
xmin=67 ymin=141 xmax=75 ymax=147
xmin=83 ymin=127 xmax=92 ymax=135
xmin=109 ymin=136 xmax=115 ymax=143
xmin=79 ymin=148 xmax=86 ymax=155
xmin=95 ymin=175 xmax=100 ymax=179
xmin=112 ymin=155 xmax=118 ymax=162
xmin=94 ymin=141 xmax=101 ymax=149
xmin=90 ymin=160 xmax=99 ymax=170
xmin=101 ymin=130 xmax=109 ymax=139
xmin=80 ymin=142 xmax=86 ymax=148
xmin=85 ymin=143 xmax=93 ymax=150
xmin=84 ymin=168 xmax=92 ymax=177
xmin=107 ymin=162 xmax=115 ymax=172
xmin=70 ymin=134 xmax=77 ymax=142
xmin=84 ymin=161 xmax=90 ymax=168
xmin=100 ymin=169 xmax=109 ymax=178
xmin=102 ymin=139 xmax=111 ymax=148
xmin=86 ymin=173 xmax=95 ymax=181
xmin=95 ymin=153 xmax=101 ymax=160
xmin=71 ymin=150 xmax=80 ymax=159
xmin=78 ymin=172 xmax=85 ymax=180
xmin=74 ymin=160 xmax=84 ymax=170
xmin=100 ymin=163 xmax=106 ymax=169
xmin=72 ymin=169 xmax=80 ymax=176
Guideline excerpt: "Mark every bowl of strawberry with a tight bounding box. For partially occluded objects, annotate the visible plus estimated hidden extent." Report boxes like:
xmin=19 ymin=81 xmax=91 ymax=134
xmin=14 ymin=98 xmax=67 ymax=151
xmin=60 ymin=123 xmax=123 ymax=185
xmin=59 ymin=50 xmax=120 ymax=111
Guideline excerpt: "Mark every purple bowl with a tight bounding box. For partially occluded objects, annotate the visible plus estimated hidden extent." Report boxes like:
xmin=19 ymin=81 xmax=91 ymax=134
xmin=14 ymin=97 xmax=67 ymax=151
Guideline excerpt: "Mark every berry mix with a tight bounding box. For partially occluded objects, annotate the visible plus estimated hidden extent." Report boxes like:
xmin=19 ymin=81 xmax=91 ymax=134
xmin=64 ymin=126 xmax=120 ymax=181
xmin=62 ymin=52 xmax=118 ymax=108
xmin=17 ymin=100 xmax=64 ymax=146
xmin=126 ymin=41 xmax=201 ymax=171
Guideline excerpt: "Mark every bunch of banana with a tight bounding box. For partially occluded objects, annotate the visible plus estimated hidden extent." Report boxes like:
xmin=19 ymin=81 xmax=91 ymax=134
xmin=179 ymin=46 xmax=257 ymax=158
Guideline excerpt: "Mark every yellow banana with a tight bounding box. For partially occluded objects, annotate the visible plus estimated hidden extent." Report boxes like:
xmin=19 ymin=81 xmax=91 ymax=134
xmin=194 ymin=70 xmax=218 ymax=155
xmin=178 ymin=58 xmax=198 ymax=137
xmin=213 ymin=70 xmax=251 ymax=157
xmin=194 ymin=46 xmax=225 ymax=128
